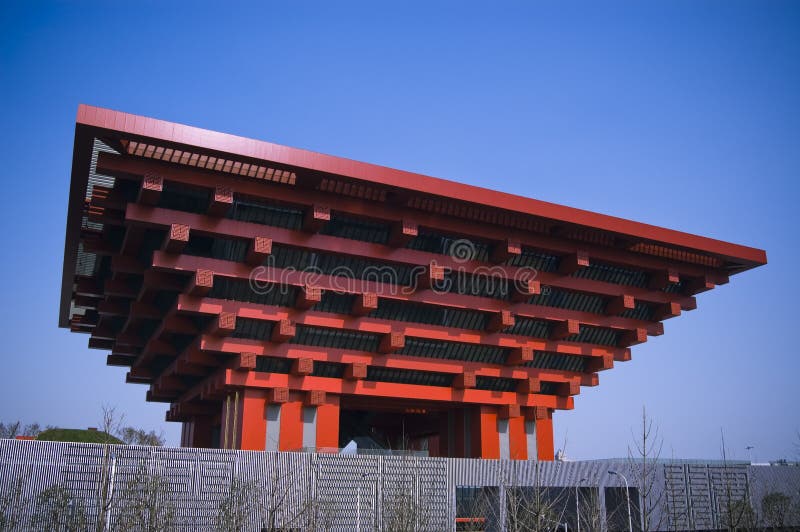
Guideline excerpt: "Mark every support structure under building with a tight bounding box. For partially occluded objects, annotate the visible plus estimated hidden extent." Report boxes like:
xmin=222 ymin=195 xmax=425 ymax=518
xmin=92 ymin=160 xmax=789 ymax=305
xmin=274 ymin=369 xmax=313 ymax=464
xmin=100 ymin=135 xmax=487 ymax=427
xmin=59 ymin=105 xmax=766 ymax=459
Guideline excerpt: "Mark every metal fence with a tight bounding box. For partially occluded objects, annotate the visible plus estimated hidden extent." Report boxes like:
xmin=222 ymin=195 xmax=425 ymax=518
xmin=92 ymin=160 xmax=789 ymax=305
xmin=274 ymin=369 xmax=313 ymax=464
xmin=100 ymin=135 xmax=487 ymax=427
xmin=1 ymin=439 xmax=798 ymax=531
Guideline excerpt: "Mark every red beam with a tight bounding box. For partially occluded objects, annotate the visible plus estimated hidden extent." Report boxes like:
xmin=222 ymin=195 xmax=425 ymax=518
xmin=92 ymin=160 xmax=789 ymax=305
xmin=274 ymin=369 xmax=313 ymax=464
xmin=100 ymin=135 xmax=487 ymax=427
xmin=152 ymin=252 xmax=664 ymax=338
xmin=92 ymin=144 xmax=763 ymax=269
xmin=221 ymin=369 xmax=573 ymax=409
xmin=127 ymin=203 xmax=697 ymax=309
xmin=175 ymin=294 xmax=629 ymax=358
xmin=199 ymin=335 xmax=596 ymax=385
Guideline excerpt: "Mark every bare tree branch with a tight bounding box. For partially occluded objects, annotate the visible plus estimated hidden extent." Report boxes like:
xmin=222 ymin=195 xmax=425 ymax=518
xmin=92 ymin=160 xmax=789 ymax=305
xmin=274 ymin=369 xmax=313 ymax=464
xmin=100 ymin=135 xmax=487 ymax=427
xmin=627 ymin=405 xmax=664 ymax=532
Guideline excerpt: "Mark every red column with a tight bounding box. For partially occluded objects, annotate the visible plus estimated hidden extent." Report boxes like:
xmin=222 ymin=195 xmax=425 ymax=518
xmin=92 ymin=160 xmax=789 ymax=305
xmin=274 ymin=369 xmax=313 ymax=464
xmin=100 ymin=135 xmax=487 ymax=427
xmin=238 ymin=389 xmax=268 ymax=451
xmin=218 ymin=388 xmax=269 ymax=450
xmin=436 ymin=411 xmax=450 ymax=458
xmin=535 ymin=410 xmax=555 ymax=461
xmin=278 ymin=393 xmax=304 ymax=452
xmin=471 ymin=405 xmax=500 ymax=459
xmin=453 ymin=409 xmax=468 ymax=458
xmin=220 ymin=393 xmax=236 ymax=449
xmin=183 ymin=416 xmax=213 ymax=448
xmin=315 ymin=394 xmax=340 ymax=451
xmin=508 ymin=415 xmax=528 ymax=460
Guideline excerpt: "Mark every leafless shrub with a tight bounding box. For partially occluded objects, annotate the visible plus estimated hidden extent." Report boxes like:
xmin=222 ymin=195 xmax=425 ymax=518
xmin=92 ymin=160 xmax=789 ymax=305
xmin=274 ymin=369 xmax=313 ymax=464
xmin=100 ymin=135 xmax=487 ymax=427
xmin=460 ymin=461 xmax=568 ymax=532
xmin=113 ymin=463 xmax=177 ymax=532
xmin=30 ymin=483 xmax=88 ymax=532
xmin=0 ymin=422 xmax=45 ymax=439
xmin=95 ymin=404 xmax=124 ymax=532
xmin=505 ymin=461 xmax=568 ymax=532
xmin=761 ymin=491 xmax=792 ymax=530
xmin=628 ymin=406 xmax=664 ymax=532
xmin=719 ymin=430 xmax=756 ymax=532
xmin=215 ymin=477 xmax=260 ymax=532
xmin=0 ymin=474 xmax=26 ymax=531
xmin=378 ymin=455 xmax=437 ymax=532
xmin=577 ymin=486 xmax=605 ymax=532
xmin=118 ymin=427 xmax=166 ymax=447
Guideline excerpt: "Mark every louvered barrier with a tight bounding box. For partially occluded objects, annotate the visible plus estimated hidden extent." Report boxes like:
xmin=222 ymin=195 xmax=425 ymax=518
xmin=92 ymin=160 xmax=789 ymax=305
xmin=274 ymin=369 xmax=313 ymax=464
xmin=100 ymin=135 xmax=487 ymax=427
xmin=2 ymin=439 xmax=799 ymax=531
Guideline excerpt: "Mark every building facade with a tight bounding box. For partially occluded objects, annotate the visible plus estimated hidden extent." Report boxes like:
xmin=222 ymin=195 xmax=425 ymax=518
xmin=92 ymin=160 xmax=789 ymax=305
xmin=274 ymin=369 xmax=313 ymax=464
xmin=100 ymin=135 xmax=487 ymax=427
xmin=60 ymin=105 xmax=766 ymax=460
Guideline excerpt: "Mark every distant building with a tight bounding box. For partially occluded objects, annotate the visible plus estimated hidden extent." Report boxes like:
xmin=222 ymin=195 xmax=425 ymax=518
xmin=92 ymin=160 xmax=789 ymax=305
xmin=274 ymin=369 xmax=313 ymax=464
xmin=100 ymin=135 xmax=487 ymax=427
xmin=60 ymin=105 xmax=766 ymax=459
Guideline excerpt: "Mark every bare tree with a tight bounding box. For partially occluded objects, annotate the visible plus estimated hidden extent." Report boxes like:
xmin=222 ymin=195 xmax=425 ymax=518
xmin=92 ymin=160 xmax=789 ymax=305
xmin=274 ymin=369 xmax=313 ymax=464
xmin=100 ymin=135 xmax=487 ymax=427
xmin=22 ymin=423 xmax=43 ymax=438
xmin=578 ymin=486 xmax=606 ymax=532
xmin=0 ymin=422 xmax=21 ymax=439
xmin=119 ymin=427 xmax=166 ymax=447
xmin=378 ymin=454 xmax=439 ymax=532
xmin=381 ymin=484 xmax=432 ymax=532
xmin=257 ymin=457 xmax=326 ymax=531
xmin=456 ymin=487 xmax=495 ymax=532
xmin=465 ymin=460 xmax=568 ymax=532
xmin=114 ymin=462 xmax=177 ymax=532
xmin=302 ymin=490 xmax=335 ymax=532
xmin=628 ymin=406 xmax=664 ymax=532
xmin=95 ymin=404 xmax=126 ymax=532
xmin=0 ymin=473 xmax=27 ymax=531
xmin=663 ymin=452 xmax=689 ymax=532
xmin=214 ymin=478 xmax=264 ymax=532
xmin=214 ymin=472 xmax=330 ymax=532
xmin=718 ymin=430 xmax=756 ymax=532
xmin=100 ymin=404 xmax=125 ymax=444
xmin=504 ymin=466 xmax=568 ymax=532
xmin=30 ymin=483 xmax=88 ymax=532
xmin=761 ymin=492 xmax=792 ymax=530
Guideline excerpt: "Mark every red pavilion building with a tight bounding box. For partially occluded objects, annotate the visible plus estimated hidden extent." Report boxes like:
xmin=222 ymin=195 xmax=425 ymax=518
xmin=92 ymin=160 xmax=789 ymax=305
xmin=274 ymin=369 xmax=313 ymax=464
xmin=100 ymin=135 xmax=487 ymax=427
xmin=60 ymin=105 xmax=766 ymax=460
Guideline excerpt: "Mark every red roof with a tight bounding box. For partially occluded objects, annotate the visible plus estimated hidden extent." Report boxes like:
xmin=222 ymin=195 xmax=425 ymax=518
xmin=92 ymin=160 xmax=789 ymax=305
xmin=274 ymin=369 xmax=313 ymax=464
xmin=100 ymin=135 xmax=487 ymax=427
xmin=74 ymin=104 xmax=766 ymax=266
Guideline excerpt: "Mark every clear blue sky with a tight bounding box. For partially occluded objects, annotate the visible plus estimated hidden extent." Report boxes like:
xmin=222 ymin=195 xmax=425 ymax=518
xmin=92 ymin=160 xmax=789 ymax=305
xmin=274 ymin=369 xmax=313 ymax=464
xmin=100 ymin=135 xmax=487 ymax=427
xmin=0 ymin=1 xmax=797 ymax=461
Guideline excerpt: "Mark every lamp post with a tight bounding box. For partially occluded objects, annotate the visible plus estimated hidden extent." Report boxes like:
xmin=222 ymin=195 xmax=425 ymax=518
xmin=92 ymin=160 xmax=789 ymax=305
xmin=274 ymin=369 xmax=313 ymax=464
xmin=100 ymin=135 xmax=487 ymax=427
xmin=576 ymin=477 xmax=587 ymax=532
xmin=608 ymin=470 xmax=633 ymax=532
xmin=357 ymin=472 xmax=377 ymax=532
xmin=746 ymin=445 xmax=755 ymax=464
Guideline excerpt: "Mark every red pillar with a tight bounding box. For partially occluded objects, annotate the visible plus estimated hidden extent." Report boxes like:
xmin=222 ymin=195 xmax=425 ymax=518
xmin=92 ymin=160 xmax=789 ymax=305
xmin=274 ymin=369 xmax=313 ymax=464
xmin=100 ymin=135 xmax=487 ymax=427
xmin=278 ymin=393 xmax=304 ymax=452
xmin=182 ymin=416 xmax=213 ymax=448
xmin=220 ymin=392 xmax=236 ymax=449
xmin=315 ymin=395 xmax=340 ymax=451
xmin=453 ymin=409 xmax=468 ymax=458
xmin=508 ymin=415 xmax=528 ymax=460
xmin=471 ymin=405 xmax=500 ymax=459
xmin=535 ymin=410 xmax=555 ymax=461
xmin=238 ymin=389 xmax=268 ymax=451
xmin=218 ymin=388 xmax=269 ymax=450
xmin=181 ymin=422 xmax=190 ymax=447
xmin=436 ymin=411 xmax=450 ymax=458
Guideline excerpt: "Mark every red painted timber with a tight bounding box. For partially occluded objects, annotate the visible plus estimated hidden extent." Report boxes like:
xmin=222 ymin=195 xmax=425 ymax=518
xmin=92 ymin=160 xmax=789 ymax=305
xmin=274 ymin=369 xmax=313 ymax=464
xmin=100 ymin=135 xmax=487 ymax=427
xmin=278 ymin=398 xmax=304 ymax=452
xmin=536 ymin=412 xmax=555 ymax=460
xmin=474 ymin=406 xmax=500 ymax=459
xmin=238 ymin=389 xmax=267 ymax=451
xmin=316 ymin=395 xmax=340 ymax=450
xmin=129 ymin=203 xmax=694 ymax=311
xmin=199 ymin=335 xmax=598 ymax=386
xmin=177 ymin=294 xmax=628 ymax=356
xmin=221 ymin=369 xmax=572 ymax=410
xmin=84 ymin=119 xmax=765 ymax=269
xmin=508 ymin=415 xmax=529 ymax=460
xmin=151 ymin=251 xmax=663 ymax=342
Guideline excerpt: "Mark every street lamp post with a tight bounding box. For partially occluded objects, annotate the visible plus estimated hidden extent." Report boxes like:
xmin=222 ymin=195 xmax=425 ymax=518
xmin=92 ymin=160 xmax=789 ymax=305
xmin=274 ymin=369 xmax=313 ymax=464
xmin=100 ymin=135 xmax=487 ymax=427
xmin=746 ymin=445 xmax=755 ymax=464
xmin=356 ymin=486 xmax=361 ymax=532
xmin=357 ymin=472 xmax=377 ymax=532
xmin=576 ymin=477 xmax=587 ymax=532
xmin=609 ymin=470 xmax=633 ymax=532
